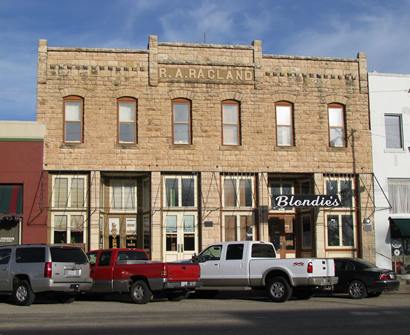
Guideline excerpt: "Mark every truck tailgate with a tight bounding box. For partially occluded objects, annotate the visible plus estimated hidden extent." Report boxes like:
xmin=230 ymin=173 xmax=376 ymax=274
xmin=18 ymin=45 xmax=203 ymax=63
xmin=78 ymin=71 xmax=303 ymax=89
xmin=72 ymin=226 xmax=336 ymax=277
xmin=311 ymin=259 xmax=335 ymax=277
xmin=165 ymin=263 xmax=200 ymax=282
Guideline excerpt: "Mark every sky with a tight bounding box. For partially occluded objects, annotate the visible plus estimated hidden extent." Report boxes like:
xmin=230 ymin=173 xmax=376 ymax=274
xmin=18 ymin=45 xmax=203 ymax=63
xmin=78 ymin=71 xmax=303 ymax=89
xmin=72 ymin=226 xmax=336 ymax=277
xmin=1 ymin=0 xmax=410 ymax=121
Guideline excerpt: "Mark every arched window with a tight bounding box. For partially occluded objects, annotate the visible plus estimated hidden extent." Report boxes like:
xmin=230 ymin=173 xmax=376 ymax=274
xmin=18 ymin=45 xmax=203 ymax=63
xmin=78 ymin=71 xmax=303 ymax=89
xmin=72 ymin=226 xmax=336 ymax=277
xmin=172 ymin=98 xmax=192 ymax=145
xmin=328 ymin=103 xmax=346 ymax=147
xmin=63 ymin=96 xmax=83 ymax=143
xmin=275 ymin=101 xmax=294 ymax=146
xmin=117 ymin=97 xmax=137 ymax=144
xmin=222 ymin=100 xmax=240 ymax=146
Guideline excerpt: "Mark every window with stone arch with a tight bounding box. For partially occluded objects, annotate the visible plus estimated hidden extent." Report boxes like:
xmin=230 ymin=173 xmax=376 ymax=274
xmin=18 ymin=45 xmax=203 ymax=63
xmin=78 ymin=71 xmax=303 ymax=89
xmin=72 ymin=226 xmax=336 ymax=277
xmin=275 ymin=101 xmax=294 ymax=146
xmin=63 ymin=95 xmax=84 ymax=143
xmin=328 ymin=103 xmax=346 ymax=147
xmin=222 ymin=100 xmax=241 ymax=146
xmin=172 ymin=98 xmax=192 ymax=145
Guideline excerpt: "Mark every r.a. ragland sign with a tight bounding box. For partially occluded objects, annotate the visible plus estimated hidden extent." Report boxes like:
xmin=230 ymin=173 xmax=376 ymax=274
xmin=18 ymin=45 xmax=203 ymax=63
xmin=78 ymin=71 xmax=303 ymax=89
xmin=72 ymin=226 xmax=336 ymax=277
xmin=272 ymin=195 xmax=342 ymax=208
xmin=158 ymin=65 xmax=254 ymax=83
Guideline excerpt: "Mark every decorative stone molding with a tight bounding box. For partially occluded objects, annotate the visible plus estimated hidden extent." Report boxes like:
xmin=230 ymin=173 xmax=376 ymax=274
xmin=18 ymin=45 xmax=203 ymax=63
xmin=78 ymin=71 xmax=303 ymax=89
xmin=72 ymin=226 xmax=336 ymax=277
xmin=59 ymin=88 xmax=88 ymax=98
xmin=167 ymin=90 xmax=195 ymax=100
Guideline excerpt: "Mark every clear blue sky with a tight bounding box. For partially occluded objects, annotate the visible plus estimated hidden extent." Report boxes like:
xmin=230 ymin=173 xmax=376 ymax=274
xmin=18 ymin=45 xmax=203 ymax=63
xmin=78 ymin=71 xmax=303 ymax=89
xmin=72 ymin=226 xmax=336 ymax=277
xmin=1 ymin=0 xmax=410 ymax=120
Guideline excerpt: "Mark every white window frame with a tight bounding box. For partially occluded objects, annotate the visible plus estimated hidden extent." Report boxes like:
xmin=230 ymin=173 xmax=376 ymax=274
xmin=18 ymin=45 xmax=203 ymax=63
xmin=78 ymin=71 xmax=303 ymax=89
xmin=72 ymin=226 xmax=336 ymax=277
xmin=325 ymin=211 xmax=356 ymax=249
xmin=52 ymin=174 xmax=88 ymax=210
xmin=324 ymin=176 xmax=355 ymax=209
xmin=384 ymin=114 xmax=404 ymax=150
xmin=109 ymin=179 xmax=138 ymax=213
xmin=222 ymin=212 xmax=255 ymax=242
xmin=269 ymin=181 xmax=295 ymax=213
xmin=51 ymin=212 xmax=87 ymax=244
xmin=222 ymin=175 xmax=255 ymax=209
xmin=163 ymin=211 xmax=198 ymax=255
xmin=163 ymin=175 xmax=198 ymax=208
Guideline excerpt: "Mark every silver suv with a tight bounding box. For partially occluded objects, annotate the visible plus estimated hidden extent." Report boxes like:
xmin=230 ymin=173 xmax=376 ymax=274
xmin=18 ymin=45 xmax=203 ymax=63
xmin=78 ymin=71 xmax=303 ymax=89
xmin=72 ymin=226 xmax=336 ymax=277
xmin=0 ymin=244 xmax=92 ymax=306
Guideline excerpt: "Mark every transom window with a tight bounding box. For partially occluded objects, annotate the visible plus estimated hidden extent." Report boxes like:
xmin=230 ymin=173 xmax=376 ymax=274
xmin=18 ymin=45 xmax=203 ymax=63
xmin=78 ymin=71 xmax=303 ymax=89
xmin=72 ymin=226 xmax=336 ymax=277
xmin=388 ymin=179 xmax=410 ymax=213
xmin=325 ymin=177 xmax=354 ymax=208
xmin=52 ymin=175 xmax=87 ymax=209
xmin=64 ymin=96 xmax=83 ymax=143
xmin=328 ymin=104 xmax=346 ymax=147
xmin=164 ymin=175 xmax=197 ymax=208
xmin=270 ymin=181 xmax=294 ymax=210
xmin=173 ymin=99 xmax=191 ymax=145
xmin=385 ymin=114 xmax=403 ymax=149
xmin=110 ymin=179 xmax=138 ymax=211
xmin=275 ymin=102 xmax=294 ymax=146
xmin=118 ymin=97 xmax=137 ymax=144
xmin=223 ymin=176 xmax=254 ymax=208
xmin=222 ymin=100 xmax=240 ymax=145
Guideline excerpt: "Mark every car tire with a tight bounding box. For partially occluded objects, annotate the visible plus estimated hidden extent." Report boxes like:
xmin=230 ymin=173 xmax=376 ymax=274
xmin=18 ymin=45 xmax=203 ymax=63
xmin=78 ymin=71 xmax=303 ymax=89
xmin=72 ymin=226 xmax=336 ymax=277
xmin=130 ymin=280 xmax=152 ymax=304
xmin=12 ymin=279 xmax=35 ymax=306
xmin=58 ymin=294 xmax=76 ymax=304
xmin=293 ymin=288 xmax=313 ymax=300
xmin=348 ymin=280 xmax=367 ymax=299
xmin=368 ymin=291 xmax=382 ymax=298
xmin=266 ymin=276 xmax=292 ymax=303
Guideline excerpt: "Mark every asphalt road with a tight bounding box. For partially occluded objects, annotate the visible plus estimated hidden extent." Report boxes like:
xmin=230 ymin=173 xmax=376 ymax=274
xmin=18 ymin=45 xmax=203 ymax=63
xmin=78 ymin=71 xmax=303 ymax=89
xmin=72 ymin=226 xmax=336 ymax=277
xmin=0 ymin=292 xmax=409 ymax=335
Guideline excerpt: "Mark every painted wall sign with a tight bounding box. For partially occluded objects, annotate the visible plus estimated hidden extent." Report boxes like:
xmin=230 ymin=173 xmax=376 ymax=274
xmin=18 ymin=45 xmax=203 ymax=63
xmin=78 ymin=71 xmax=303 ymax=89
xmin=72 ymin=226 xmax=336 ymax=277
xmin=272 ymin=195 xmax=342 ymax=208
xmin=158 ymin=66 xmax=254 ymax=83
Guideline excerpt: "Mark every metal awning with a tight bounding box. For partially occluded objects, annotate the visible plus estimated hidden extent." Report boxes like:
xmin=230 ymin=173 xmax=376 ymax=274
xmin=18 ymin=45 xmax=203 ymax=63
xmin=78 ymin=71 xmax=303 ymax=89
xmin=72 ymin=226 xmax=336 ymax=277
xmin=0 ymin=185 xmax=23 ymax=217
xmin=389 ymin=218 xmax=410 ymax=238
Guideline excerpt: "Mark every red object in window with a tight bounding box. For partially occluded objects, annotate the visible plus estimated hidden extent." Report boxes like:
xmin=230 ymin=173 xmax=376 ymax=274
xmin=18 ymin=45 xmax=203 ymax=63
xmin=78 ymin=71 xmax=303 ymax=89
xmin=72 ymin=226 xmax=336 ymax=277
xmin=44 ymin=262 xmax=52 ymax=278
xmin=307 ymin=261 xmax=313 ymax=273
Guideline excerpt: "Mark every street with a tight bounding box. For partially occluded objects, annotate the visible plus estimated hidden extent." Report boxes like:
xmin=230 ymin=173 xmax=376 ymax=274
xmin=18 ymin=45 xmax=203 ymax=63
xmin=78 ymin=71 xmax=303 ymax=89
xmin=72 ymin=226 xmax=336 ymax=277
xmin=0 ymin=292 xmax=409 ymax=335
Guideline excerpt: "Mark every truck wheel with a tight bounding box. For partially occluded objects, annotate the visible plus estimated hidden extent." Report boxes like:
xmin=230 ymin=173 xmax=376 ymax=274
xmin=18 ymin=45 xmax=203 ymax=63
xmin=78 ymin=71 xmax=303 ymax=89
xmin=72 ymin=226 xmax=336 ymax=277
xmin=348 ymin=280 xmax=367 ymax=299
xmin=293 ymin=288 xmax=313 ymax=300
xmin=266 ymin=276 xmax=292 ymax=303
xmin=12 ymin=279 xmax=35 ymax=306
xmin=130 ymin=280 xmax=152 ymax=304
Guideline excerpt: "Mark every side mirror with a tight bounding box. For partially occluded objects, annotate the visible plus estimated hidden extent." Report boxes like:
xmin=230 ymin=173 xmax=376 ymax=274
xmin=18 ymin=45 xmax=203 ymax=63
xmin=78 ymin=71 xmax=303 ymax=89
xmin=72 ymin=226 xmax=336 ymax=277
xmin=191 ymin=254 xmax=199 ymax=263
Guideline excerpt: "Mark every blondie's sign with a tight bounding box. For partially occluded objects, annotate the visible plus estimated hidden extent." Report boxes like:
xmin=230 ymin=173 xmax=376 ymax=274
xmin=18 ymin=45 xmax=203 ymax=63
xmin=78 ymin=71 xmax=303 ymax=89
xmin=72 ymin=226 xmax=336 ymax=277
xmin=272 ymin=195 xmax=342 ymax=208
xmin=158 ymin=66 xmax=254 ymax=83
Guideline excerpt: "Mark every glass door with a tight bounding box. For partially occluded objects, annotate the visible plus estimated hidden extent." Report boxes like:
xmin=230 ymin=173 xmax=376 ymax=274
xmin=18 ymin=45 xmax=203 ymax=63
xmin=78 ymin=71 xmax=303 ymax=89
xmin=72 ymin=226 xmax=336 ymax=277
xmin=163 ymin=213 xmax=198 ymax=261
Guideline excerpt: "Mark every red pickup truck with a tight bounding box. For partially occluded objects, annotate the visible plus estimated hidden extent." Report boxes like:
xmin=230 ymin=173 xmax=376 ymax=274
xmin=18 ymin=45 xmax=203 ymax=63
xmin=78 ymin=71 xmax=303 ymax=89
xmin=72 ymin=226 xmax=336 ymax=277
xmin=87 ymin=248 xmax=200 ymax=304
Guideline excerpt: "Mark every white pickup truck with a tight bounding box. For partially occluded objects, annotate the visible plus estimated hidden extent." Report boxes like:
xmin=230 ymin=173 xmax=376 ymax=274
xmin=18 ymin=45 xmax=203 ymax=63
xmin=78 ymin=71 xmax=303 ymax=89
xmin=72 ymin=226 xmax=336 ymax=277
xmin=194 ymin=241 xmax=337 ymax=302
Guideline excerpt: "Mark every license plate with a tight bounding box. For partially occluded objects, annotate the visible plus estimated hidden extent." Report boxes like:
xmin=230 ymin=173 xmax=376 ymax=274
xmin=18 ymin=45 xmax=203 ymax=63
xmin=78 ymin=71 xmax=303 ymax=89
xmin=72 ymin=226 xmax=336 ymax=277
xmin=65 ymin=269 xmax=81 ymax=277
xmin=181 ymin=281 xmax=187 ymax=286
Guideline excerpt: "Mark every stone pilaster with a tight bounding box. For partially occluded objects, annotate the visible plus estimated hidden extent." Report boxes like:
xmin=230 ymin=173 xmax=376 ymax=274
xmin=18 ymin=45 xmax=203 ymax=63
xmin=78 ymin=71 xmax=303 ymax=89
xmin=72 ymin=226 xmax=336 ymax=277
xmin=357 ymin=52 xmax=368 ymax=94
xmin=258 ymin=172 xmax=269 ymax=241
xmin=150 ymin=171 xmax=162 ymax=260
xmin=89 ymin=170 xmax=101 ymax=250
xmin=252 ymin=39 xmax=263 ymax=89
xmin=314 ymin=173 xmax=325 ymax=258
xmin=148 ymin=35 xmax=158 ymax=87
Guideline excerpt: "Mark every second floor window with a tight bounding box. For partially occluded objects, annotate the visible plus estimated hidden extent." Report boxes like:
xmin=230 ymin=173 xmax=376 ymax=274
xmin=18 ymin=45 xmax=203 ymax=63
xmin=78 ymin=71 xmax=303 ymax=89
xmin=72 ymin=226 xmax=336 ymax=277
xmin=385 ymin=114 xmax=403 ymax=149
xmin=275 ymin=102 xmax=294 ymax=146
xmin=64 ymin=96 xmax=83 ymax=143
xmin=222 ymin=100 xmax=240 ymax=145
xmin=173 ymin=99 xmax=191 ymax=144
xmin=118 ymin=98 xmax=137 ymax=144
xmin=328 ymin=104 xmax=346 ymax=147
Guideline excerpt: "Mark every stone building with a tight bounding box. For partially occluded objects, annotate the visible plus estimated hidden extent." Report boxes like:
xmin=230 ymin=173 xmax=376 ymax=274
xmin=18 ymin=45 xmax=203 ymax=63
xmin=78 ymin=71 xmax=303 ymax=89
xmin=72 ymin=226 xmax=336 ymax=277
xmin=36 ymin=35 xmax=375 ymax=261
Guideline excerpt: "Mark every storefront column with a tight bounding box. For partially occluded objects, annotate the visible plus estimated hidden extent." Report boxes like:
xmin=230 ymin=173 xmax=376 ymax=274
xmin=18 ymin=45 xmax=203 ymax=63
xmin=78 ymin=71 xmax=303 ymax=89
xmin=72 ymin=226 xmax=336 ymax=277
xmin=258 ymin=172 xmax=269 ymax=241
xmin=358 ymin=173 xmax=376 ymax=263
xmin=150 ymin=171 xmax=162 ymax=261
xmin=200 ymin=172 xmax=221 ymax=249
xmin=89 ymin=170 xmax=101 ymax=251
xmin=314 ymin=173 xmax=326 ymax=258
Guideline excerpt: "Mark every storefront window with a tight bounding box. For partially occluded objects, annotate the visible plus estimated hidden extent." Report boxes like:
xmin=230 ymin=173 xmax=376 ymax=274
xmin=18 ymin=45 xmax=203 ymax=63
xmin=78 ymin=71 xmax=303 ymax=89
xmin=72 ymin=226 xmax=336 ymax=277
xmin=223 ymin=176 xmax=254 ymax=208
xmin=327 ymin=213 xmax=354 ymax=247
xmin=164 ymin=175 xmax=197 ymax=208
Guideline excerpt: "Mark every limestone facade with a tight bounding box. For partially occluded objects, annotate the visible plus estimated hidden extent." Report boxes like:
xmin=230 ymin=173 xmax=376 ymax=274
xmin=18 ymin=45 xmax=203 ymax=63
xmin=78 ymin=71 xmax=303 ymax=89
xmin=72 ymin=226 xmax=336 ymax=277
xmin=36 ymin=35 xmax=375 ymax=262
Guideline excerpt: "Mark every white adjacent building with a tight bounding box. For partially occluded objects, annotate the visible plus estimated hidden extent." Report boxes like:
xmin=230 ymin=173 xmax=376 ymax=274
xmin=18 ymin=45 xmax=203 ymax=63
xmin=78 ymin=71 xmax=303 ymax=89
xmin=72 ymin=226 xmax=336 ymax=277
xmin=370 ymin=73 xmax=410 ymax=273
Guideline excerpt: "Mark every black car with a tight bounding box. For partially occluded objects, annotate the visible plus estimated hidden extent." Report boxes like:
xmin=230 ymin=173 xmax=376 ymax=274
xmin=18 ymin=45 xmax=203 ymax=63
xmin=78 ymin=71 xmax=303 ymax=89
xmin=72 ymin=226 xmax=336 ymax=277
xmin=334 ymin=258 xmax=400 ymax=299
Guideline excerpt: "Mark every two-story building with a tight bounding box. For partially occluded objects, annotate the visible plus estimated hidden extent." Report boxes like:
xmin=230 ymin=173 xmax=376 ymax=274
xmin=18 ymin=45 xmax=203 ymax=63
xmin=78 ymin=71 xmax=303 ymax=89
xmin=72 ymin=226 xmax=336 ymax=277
xmin=36 ymin=35 xmax=375 ymax=261
xmin=370 ymin=73 xmax=410 ymax=273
